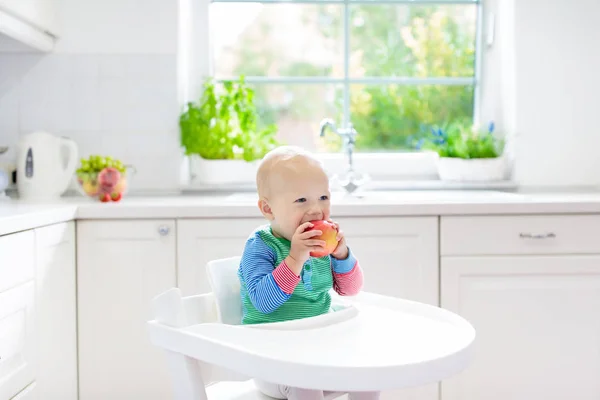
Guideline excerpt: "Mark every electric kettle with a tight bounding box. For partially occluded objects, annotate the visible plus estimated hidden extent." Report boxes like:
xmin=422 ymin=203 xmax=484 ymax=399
xmin=17 ymin=131 xmax=79 ymax=201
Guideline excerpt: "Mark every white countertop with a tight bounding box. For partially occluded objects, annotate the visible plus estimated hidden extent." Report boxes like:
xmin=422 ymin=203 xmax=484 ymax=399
xmin=3 ymin=189 xmax=600 ymax=236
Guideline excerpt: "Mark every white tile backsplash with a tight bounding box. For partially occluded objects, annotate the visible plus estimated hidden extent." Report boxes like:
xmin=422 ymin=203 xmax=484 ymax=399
xmin=0 ymin=53 xmax=181 ymax=192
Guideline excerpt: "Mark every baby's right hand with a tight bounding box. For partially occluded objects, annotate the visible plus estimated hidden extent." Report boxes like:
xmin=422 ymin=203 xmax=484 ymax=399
xmin=287 ymin=222 xmax=326 ymax=273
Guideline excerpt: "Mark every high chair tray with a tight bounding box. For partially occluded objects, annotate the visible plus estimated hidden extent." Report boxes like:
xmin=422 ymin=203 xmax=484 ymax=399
xmin=149 ymin=291 xmax=475 ymax=392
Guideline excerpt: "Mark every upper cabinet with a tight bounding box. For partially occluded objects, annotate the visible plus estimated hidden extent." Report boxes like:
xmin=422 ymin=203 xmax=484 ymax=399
xmin=0 ymin=0 xmax=58 ymax=52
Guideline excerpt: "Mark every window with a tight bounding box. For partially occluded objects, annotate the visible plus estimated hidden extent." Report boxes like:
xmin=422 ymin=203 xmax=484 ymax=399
xmin=209 ymin=0 xmax=480 ymax=158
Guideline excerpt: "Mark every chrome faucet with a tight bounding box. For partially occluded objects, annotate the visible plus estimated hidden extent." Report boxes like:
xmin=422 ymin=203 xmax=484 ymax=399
xmin=319 ymin=118 xmax=369 ymax=194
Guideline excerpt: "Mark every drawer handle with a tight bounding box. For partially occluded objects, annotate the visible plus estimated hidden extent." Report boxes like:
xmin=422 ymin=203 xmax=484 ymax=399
xmin=519 ymin=232 xmax=556 ymax=239
xmin=158 ymin=225 xmax=170 ymax=236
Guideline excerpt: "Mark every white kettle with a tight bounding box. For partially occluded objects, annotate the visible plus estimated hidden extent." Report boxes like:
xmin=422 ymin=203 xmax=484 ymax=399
xmin=17 ymin=131 xmax=79 ymax=201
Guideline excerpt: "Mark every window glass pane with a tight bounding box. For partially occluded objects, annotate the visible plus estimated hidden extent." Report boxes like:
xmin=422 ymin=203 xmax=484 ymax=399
xmin=211 ymin=4 xmax=344 ymax=78
xmin=342 ymin=4 xmax=477 ymax=77
xmin=349 ymin=84 xmax=474 ymax=151
xmin=252 ymin=84 xmax=343 ymax=151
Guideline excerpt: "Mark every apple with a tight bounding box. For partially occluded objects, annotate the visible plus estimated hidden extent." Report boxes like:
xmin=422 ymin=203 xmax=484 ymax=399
xmin=98 ymin=167 xmax=121 ymax=194
xmin=113 ymin=176 xmax=127 ymax=194
xmin=111 ymin=192 xmax=122 ymax=202
xmin=306 ymin=220 xmax=338 ymax=258
xmin=99 ymin=193 xmax=111 ymax=203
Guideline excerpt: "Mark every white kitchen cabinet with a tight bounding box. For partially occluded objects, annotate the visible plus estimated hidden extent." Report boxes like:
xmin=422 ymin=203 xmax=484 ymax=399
xmin=77 ymin=220 xmax=177 ymax=400
xmin=337 ymin=216 xmax=439 ymax=400
xmin=0 ymin=230 xmax=36 ymax=400
xmin=0 ymin=282 xmax=35 ymax=400
xmin=34 ymin=222 xmax=77 ymax=400
xmin=335 ymin=217 xmax=439 ymax=305
xmin=0 ymin=229 xmax=35 ymax=293
xmin=441 ymin=255 xmax=600 ymax=400
xmin=178 ymin=217 xmax=439 ymax=400
xmin=177 ymin=218 xmax=263 ymax=296
xmin=441 ymin=214 xmax=600 ymax=256
xmin=0 ymin=0 xmax=58 ymax=35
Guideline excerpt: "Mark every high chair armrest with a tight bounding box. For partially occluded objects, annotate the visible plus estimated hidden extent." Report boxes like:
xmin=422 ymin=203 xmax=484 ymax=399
xmin=152 ymin=288 xmax=219 ymax=327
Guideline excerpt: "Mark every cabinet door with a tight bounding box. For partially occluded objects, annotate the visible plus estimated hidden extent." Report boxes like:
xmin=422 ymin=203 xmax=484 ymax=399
xmin=77 ymin=220 xmax=177 ymax=400
xmin=0 ymin=282 xmax=35 ymax=400
xmin=441 ymin=255 xmax=600 ymax=400
xmin=337 ymin=217 xmax=439 ymax=400
xmin=34 ymin=222 xmax=77 ymax=400
xmin=336 ymin=217 xmax=439 ymax=305
xmin=177 ymin=218 xmax=263 ymax=296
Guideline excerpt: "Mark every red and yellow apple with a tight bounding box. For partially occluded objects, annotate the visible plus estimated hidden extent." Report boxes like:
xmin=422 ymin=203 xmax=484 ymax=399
xmin=306 ymin=220 xmax=339 ymax=258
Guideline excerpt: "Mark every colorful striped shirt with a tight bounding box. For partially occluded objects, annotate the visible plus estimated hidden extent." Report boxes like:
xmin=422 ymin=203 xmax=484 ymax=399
xmin=238 ymin=225 xmax=364 ymax=325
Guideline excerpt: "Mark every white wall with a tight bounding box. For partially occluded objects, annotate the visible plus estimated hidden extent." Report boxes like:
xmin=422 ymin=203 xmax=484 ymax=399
xmin=0 ymin=0 xmax=182 ymax=192
xmin=509 ymin=0 xmax=600 ymax=187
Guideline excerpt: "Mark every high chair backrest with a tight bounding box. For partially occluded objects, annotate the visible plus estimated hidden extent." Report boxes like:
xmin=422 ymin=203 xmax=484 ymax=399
xmin=205 ymin=256 xmax=243 ymax=325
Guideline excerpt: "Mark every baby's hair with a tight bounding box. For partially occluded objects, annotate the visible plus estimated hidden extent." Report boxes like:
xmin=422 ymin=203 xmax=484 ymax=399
xmin=256 ymin=146 xmax=322 ymax=198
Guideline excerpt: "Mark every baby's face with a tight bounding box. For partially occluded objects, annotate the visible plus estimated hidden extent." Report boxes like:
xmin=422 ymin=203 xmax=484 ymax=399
xmin=267 ymin=162 xmax=331 ymax=241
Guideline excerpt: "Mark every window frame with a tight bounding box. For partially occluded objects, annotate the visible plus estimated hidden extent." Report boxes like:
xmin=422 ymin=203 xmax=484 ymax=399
xmin=190 ymin=0 xmax=484 ymax=182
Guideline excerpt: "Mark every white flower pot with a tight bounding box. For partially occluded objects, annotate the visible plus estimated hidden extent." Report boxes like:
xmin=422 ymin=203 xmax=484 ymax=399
xmin=190 ymin=155 xmax=258 ymax=185
xmin=437 ymin=156 xmax=507 ymax=182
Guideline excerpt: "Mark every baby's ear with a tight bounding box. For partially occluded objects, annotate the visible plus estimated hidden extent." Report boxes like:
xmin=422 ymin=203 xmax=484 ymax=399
xmin=258 ymin=198 xmax=274 ymax=220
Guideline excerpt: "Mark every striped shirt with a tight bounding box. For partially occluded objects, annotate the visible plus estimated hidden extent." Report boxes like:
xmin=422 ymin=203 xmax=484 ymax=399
xmin=238 ymin=225 xmax=364 ymax=325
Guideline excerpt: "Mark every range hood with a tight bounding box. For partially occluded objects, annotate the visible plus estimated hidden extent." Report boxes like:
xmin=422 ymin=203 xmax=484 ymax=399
xmin=0 ymin=7 xmax=54 ymax=52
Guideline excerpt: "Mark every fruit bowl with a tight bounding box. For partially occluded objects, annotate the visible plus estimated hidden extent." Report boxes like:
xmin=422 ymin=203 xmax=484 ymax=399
xmin=75 ymin=155 xmax=135 ymax=202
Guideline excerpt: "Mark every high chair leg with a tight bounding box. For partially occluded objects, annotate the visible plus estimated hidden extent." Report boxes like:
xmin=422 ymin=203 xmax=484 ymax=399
xmin=166 ymin=351 xmax=208 ymax=400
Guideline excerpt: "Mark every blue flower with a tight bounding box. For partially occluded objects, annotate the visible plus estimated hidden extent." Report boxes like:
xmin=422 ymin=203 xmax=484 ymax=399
xmin=488 ymin=121 xmax=495 ymax=134
xmin=415 ymin=138 xmax=425 ymax=150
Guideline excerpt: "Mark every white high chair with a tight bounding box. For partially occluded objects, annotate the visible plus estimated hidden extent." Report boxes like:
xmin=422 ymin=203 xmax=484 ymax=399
xmin=148 ymin=256 xmax=476 ymax=400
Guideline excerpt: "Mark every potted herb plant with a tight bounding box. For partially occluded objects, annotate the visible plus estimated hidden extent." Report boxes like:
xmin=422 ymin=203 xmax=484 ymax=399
xmin=417 ymin=120 xmax=507 ymax=182
xmin=180 ymin=76 xmax=280 ymax=185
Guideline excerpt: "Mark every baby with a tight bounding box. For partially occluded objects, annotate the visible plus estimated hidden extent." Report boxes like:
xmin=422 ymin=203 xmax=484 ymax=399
xmin=237 ymin=146 xmax=380 ymax=400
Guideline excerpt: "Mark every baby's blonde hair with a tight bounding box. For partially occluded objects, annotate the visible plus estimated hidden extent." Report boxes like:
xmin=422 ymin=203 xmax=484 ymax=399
xmin=256 ymin=146 xmax=322 ymax=198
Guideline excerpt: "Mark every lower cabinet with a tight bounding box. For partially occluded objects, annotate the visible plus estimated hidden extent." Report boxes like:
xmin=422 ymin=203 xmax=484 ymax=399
xmin=77 ymin=220 xmax=177 ymax=400
xmin=34 ymin=222 xmax=78 ymax=400
xmin=0 ymin=230 xmax=36 ymax=400
xmin=337 ymin=217 xmax=439 ymax=400
xmin=177 ymin=218 xmax=263 ymax=296
xmin=0 ymin=282 xmax=35 ymax=400
xmin=441 ymin=255 xmax=600 ymax=400
xmin=21 ymin=213 xmax=600 ymax=400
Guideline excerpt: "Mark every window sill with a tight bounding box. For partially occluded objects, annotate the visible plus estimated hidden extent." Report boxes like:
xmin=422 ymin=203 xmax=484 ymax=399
xmin=181 ymin=151 xmax=517 ymax=194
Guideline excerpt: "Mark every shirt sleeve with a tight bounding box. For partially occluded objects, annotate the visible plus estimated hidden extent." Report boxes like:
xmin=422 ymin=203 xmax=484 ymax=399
xmin=331 ymin=247 xmax=364 ymax=296
xmin=239 ymin=234 xmax=301 ymax=314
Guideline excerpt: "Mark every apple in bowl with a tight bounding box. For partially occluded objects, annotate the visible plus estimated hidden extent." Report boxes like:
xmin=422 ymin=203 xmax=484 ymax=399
xmin=75 ymin=155 xmax=134 ymax=202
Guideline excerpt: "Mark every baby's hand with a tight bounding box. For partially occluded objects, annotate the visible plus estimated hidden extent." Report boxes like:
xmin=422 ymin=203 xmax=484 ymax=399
xmin=328 ymin=219 xmax=349 ymax=260
xmin=287 ymin=222 xmax=326 ymax=274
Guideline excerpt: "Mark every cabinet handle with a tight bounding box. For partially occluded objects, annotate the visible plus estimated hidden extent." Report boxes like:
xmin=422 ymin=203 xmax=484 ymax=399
xmin=158 ymin=225 xmax=170 ymax=236
xmin=519 ymin=232 xmax=556 ymax=239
